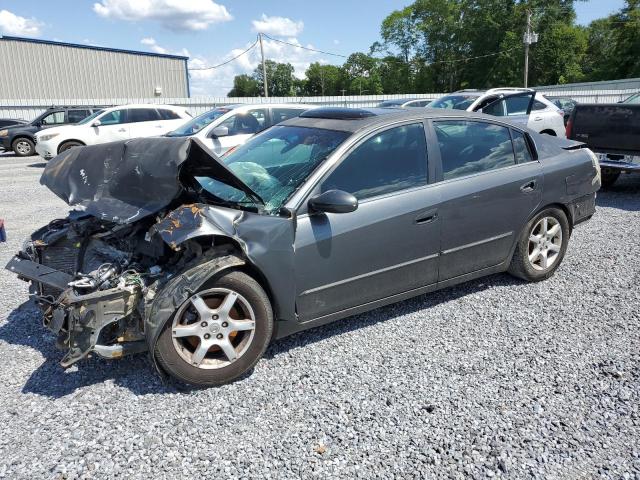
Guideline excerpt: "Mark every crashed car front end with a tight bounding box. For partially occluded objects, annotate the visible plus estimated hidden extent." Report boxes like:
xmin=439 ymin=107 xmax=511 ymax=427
xmin=5 ymin=137 xmax=295 ymax=370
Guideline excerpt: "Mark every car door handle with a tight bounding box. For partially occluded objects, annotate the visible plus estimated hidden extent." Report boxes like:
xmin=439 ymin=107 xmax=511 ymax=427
xmin=520 ymin=180 xmax=537 ymax=193
xmin=415 ymin=210 xmax=438 ymax=225
xmin=533 ymin=117 xmax=543 ymax=121
xmin=117 ymin=128 xmax=126 ymax=132
xmin=156 ymin=125 xmax=164 ymax=128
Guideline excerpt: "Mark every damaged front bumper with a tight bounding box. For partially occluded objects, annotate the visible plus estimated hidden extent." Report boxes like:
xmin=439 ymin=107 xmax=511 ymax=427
xmin=7 ymin=255 xmax=147 ymax=366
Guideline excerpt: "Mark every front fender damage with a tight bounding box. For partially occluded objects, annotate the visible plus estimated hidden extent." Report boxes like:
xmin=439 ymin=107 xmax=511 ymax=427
xmin=144 ymin=254 xmax=245 ymax=373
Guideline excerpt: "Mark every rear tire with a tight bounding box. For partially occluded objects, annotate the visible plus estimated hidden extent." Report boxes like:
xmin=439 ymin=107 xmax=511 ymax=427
xmin=508 ymin=207 xmax=570 ymax=282
xmin=12 ymin=137 xmax=35 ymax=157
xmin=58 ymin=141 xmax=84 ymax=154
xmin=600 ymin=170 xmax=620 ymax=189
xmin=154 ymin=270 xmax=273 ymax=387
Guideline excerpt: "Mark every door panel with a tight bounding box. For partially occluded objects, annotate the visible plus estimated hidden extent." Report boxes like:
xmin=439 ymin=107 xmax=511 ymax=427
xmin=438 ymin=163 xmax=541 ymax=279
xmin=294 ymin=188 xmax=441 ymax=321
xmin=294 ymin=122 xmax=438 ymax=321
xmin=433 ymin=119 xmax=542 ymax=280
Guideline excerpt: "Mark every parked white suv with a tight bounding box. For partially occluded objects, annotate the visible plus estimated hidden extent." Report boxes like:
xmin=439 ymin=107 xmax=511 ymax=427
xmin=35 ymin=104 xmax=191 ymax=159
xmin=165 ymin=103 xmax=314 ymax=156
xmin=429 ymin=88 xmax=566 ymax=137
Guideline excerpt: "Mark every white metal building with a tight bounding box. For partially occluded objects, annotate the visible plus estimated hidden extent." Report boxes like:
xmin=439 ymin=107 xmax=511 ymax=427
xmin=0 ymin=36 xmax=190 ymax=99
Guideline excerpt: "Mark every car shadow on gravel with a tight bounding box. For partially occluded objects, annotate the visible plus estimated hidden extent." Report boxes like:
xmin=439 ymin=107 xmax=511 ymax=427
xmin=265 ymin=272 xmax=522 ymax=360
xmin=27 ymin=162 xmax=47 ymax=168
xmin=1 ymin=273 xmax=523 ymax=397
xmin=596 ymin=176 xmax=640 ymax=211
xmin=0 ymin=300 xmax=177 ymax=398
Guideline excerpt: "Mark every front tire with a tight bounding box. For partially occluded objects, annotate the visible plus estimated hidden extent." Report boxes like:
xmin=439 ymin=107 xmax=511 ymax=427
xmin=154 ymin=270 xmax=273 ymax=387
xmin=58 ymin=141 xmax=84 ymax=154
xmin=508 ymin=207 xmax=570 ymax=282
xmin=12 ymin=137 xmax=35 ymax=157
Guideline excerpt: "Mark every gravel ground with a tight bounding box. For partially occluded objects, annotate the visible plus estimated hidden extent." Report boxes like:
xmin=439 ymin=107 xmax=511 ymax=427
xmin=0 ymin=151 xmax=638 ymax=479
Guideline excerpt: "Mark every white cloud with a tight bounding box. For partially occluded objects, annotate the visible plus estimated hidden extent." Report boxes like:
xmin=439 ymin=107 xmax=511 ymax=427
xmin=140 ymin=37 xmax=190 ymax=56
xmin=0 ymin=9 xmax=43 ymax=36
xmin=94 ymin=0 xmax=232 ymax=31
xmin=252 ymin=14 xmax=303 ymax=37
xmin=188 ymin=36 xmax=324 ymax=97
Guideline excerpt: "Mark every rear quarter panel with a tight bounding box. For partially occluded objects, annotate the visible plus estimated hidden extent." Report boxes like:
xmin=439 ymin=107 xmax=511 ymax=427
xmin=532 ymin=134 xmax=599 ymax=222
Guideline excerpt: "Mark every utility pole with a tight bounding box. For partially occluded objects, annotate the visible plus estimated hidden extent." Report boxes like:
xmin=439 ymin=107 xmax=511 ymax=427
xmin=259 ymin=33 xmax=269 ymax=97
xmin=523 ymin=10 xmax=538 ymax=88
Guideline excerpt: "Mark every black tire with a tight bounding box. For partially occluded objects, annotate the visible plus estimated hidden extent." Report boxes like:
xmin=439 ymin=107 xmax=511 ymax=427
xmin=508 ymin=207 xmax=570 ymax=282
xmin=600 ymin=170 xmax=620 ymax=189
xmin=58 ymin=141 xmax=84 ymax=154
xmin=12 ymin=137 xmax=35 ymax=157
xmin=154 ymin=270 xmax=273 ymax=387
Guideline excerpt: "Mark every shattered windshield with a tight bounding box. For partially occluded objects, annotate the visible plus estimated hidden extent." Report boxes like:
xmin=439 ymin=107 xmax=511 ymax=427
xmin=195 ymin=126 xmax=350 ymax=213
xmin=167 ymin=108 xmax=232 ymax=136
xmin=429 ymin=94 xmax=479 ymax=110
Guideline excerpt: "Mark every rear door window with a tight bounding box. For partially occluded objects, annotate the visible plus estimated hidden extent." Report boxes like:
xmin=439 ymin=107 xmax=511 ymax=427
xmin=271 ymin=108 xmax=304 ymax=124
xmin=67 ymin=109 xmax=91 ymax=123
xmin=434 ymin=120 xmax=516 ymax=180
xmin=511 ymin=130 xmax=534 ymax=163
xmin=158 ymin=108 xmax=181 ymax=120
xmin=322 ymin=123 xmax=428 ymax=200
xmin=128 ymin=108 xmax=161 ymax=123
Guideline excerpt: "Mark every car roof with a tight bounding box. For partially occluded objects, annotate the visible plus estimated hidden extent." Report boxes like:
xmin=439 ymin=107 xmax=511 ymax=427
xmin=230 ymin=103 xmax=315 ymax=110
xmin=282 ymin=107 xmax=517 ymax=133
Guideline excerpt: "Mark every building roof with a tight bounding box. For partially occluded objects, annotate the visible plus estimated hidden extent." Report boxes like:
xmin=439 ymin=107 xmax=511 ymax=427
xmin=0 ymin=35 xmax=189 ymax=61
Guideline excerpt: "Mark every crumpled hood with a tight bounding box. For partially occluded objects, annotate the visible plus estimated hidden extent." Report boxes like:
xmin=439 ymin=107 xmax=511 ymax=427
xmin=40 ymin=137 xmax=262 ymax=224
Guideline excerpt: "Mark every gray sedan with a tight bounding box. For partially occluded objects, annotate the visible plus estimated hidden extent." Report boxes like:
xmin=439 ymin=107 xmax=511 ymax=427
xmin=6 ymin=107 xmax=601 ymax=387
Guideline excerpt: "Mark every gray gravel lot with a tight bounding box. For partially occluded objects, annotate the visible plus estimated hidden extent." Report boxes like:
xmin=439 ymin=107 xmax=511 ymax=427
xmin=0 ymin=151 xmax=638 ymax=479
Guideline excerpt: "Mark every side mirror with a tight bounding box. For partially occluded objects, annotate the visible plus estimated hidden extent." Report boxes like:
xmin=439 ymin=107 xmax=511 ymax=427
xmin=308 ymin=190 xmax=358 ymax=214
xmin=91 ymin=120 xmax=101 ymax=127
xmin=210 ymin=126 xmax=229 ymax=138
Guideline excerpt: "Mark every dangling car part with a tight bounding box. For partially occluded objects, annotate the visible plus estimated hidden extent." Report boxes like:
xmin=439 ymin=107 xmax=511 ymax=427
xmin=6 ymin=108 xmax=600 ymax=387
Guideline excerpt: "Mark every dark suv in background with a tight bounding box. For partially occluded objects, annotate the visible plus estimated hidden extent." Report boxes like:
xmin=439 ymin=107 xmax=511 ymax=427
xmin=0 ymin=106 xmax=104 ymax=157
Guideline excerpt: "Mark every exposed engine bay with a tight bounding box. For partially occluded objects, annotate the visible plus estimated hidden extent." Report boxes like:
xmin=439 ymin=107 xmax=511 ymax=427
xmin=5 ymin=137 xmax=297 ymax=370
xmin=11 ymin=212 xmax=217 ymax=366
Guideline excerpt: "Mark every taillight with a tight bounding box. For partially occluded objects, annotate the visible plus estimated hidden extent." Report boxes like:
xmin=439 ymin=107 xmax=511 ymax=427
xmin=566 ymin=116 xmax=573 ymax=138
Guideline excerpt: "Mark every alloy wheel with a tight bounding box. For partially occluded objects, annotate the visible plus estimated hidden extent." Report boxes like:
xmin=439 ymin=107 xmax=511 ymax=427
xmin=171 ymin=288 xmax=256 ymax=369
xmin=528 ymin=216 xmax=563 ymax=271
xmin=15 ymin=140 xmax=31 ymax=155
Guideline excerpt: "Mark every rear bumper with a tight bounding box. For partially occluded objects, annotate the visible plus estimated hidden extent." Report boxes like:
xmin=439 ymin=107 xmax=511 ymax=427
xmin=597 ymin=154 xmax=640 ymax=173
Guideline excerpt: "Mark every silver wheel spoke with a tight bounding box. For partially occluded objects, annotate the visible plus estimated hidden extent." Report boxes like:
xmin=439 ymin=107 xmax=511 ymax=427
xmin=541 ymin=218 xmax=548 ymax=235
xmin=191 ymin=341 xmax=210 ymax=366
xmin=190 ymin=294 xmax=213 ymax=319
xmin=529 ymin=235 xmax=541 ymax=245
xmin=547 ymin=224 xmax=560 ymax=238
xmin=540 ymin=250 xmax=549 ymax=269
xmin=529 ymin=247 xmax=541 ymax=263
xmin=217 ymin=292 xmax=238 ymax=317
xmin=229 ymin=319 xmax=255 ymax=332
xmin=218 ymin=339 xmax=237 ymax=362
xmin=548 ymin=243 xmax=560 ymax=253
xmin=173 ymin=323 xmax=202 ymax=338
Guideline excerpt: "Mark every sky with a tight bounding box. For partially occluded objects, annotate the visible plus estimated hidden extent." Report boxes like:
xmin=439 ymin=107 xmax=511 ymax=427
xmin=0 ymin=0 xmax=628 ymax=97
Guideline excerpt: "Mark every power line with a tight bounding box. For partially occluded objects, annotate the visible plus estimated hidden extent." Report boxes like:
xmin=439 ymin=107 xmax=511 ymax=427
xmin=426 ymin=48 xmax=517 ymax=65
xmin=261 ymin=33 xmax=348 ymax=58
xmin=188 ymin=38 xmax=259 ymax=71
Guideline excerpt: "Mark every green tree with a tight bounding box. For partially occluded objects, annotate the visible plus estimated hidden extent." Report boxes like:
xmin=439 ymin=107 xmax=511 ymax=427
xmin=304 ymin=63 xmax=346 ymax=95
xmin=227 ymin=74 xmax=260 ymax=97
xmin=343 ymin=53 xmax=383 ymax=94
xmin=252 ymin=60 xmax=296 ymax=97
